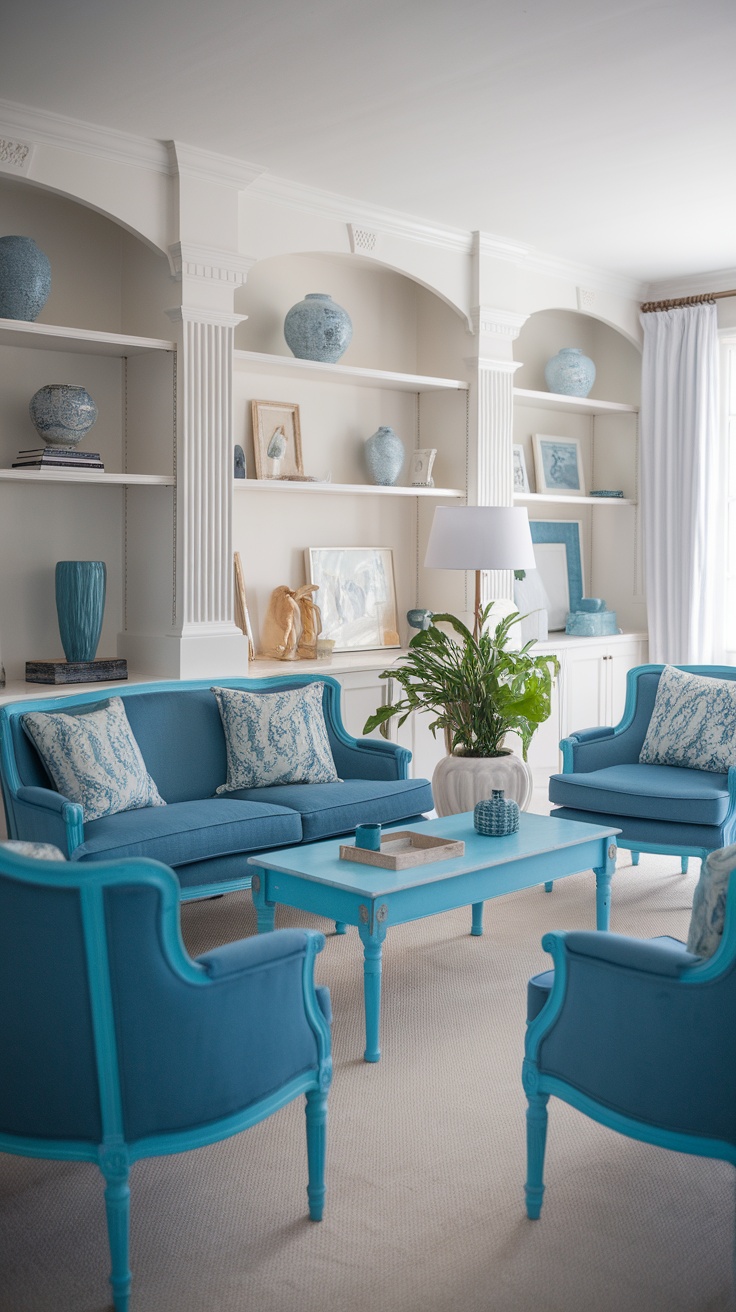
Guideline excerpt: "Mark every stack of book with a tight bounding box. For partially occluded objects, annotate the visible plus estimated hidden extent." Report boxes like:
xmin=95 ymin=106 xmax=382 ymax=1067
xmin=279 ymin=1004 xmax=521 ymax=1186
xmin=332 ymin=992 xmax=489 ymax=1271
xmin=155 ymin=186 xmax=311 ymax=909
xmin=12 ymin=448 xmax=104 ymax=471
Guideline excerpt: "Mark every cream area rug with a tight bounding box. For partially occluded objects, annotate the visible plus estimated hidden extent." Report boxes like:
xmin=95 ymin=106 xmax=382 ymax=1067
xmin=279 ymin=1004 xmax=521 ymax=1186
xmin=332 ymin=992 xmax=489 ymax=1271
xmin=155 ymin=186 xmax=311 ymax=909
xmin=0 ymin=851 xmax=733 ymax=1312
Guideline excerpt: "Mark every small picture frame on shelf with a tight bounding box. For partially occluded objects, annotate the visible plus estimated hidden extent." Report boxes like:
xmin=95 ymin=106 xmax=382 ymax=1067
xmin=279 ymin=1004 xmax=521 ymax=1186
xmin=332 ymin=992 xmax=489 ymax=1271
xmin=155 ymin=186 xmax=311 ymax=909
xmin=252 ymin=400 xmax=303 ymax=480
xmin=410 ymin=448 xmax=437 ymax=487
xmin=513 ymin=445 xmax=530 ymax=493
xmin=533 ymin=434 xmax=585 ymax=496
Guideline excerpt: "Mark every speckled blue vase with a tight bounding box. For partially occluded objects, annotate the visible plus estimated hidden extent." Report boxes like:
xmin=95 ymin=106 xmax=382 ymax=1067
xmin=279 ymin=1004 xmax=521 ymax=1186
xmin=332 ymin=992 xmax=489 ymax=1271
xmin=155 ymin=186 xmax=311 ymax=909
xmin=544 ymin=346 xmax=596 ymax=398
xmin=364 ymin=426 xmax=405 ymax=486
xmin=29 ymin=384 xmax=98 ymax=447
xmin=55 ymin=561 xmax=106 ymax=663
xmin=0 ymin=236 xmax=51 ymax=321
xmin=283 ymin=292 xmax=352 ymax=363
xmin=474 ymin=789 xmax=520 ymax=837
xmin=543 ymin=346 xmax=592 ymax=396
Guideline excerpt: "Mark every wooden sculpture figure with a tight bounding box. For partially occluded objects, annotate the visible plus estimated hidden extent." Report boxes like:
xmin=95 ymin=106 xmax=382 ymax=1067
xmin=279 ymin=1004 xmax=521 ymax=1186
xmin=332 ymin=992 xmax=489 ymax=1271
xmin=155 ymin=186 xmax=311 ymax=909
xmin=260 ymin=585 xmax=301 ymax=660
xmin=295 ymin=584 xmax=322 ymax=659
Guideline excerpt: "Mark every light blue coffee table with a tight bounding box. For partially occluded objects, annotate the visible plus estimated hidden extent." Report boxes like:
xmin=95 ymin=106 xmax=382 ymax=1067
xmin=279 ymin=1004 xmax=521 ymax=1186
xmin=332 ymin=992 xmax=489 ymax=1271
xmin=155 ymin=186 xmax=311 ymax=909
xmin=248 ymin=811 xmax=619 ymax=1063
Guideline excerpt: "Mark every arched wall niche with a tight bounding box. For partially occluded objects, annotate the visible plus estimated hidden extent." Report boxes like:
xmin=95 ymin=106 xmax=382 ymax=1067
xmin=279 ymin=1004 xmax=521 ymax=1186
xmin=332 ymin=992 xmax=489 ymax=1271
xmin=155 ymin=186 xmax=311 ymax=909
xmin=234 ymin=251 xmax=472 ymax=379
xmin=0 ymin=173 xmax=174 ymax=339
xmin=513 ymin=307 xmax=641 ymax=406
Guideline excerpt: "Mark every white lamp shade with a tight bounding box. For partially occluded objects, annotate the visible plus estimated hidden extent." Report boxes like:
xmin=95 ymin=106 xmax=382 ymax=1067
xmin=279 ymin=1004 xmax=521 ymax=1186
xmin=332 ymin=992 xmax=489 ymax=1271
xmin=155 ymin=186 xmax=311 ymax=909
xmin=424 ymin=506 xmax=536 ymax=571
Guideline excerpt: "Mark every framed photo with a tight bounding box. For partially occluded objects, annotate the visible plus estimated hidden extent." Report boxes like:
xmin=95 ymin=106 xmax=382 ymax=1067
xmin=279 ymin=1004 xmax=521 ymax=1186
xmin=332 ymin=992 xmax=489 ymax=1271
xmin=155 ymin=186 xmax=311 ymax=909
xmin=529 ymin=520 xmax=584 ymax=631
xmin=305 ymin=547 xmax=400 ymax=652
xmin=532 ymin=434 xmax=585 ymax=496
xmin=513 ymin=444 xmax=530 ymax=493
xmin=410 ymin=448 xmax=437 ymax=487
xmin=251 ymin=400 xmax=303 ymax=480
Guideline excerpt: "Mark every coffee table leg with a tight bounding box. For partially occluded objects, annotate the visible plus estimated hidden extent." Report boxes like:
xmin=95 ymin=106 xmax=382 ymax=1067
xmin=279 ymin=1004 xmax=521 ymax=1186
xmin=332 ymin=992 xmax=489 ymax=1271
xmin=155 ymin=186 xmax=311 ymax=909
xmin=334 ymin=922 xmax=347 ymax=935
xmin=250 ymin=869 xmax=276 ymax=934
xmin=471 ymin=901 xmax=484 ymax=936
xmin=594 ymin=843 xmax=617 ymax=930
xmin=357 ymin=918 xmax=388 ymax=1063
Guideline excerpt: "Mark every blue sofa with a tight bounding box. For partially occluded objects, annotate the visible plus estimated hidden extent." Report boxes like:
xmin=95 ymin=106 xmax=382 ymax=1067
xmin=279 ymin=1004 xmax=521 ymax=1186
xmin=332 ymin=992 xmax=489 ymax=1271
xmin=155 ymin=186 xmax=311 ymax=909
xmin=0 ymin=675 xmax=433 ymax=900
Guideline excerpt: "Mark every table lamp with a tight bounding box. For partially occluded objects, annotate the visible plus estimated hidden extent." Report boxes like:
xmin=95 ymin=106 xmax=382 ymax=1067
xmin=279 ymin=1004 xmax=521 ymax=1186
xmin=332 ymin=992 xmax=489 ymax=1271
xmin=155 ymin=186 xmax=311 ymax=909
xmin=424 ymin=505 xmax=536 ymax=638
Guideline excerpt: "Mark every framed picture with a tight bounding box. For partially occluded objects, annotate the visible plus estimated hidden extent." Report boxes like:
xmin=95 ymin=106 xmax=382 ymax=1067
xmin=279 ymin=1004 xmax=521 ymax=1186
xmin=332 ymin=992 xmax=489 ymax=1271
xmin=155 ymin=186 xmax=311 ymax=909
xmin=251 ymin=400 xmax=303 ymax=479
xmin=305 ymin=547 xmax=400 ymax=652
xmin=532 ymin=434 xmax=586 ymax=496
xmin=513 ymin=445 xmax=530 ymax=493
xmin=529 ymin=520 xmax=584 ymax=630
xmin=410 ymin=448 xmax=437 ymax=486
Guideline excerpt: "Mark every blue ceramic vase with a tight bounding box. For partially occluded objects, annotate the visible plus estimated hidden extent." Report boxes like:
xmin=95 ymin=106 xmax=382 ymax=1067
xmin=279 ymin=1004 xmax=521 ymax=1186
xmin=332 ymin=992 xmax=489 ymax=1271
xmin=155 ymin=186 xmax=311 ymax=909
xmin=29 ymin=384 xmax=98 ymax=447
xmin=544 ymin=347 xmax=596 ymax=398
xmin=55 ymin=561 xmax=106 ymax=663
xmin=283 ymin=293 xmax=352 ymax=363
xmin=365 ymin=426 xmax=405 ymax=486
xmin=474 ymin=789 xmax=520 ymax=837
xmin=0 ymin=236 xmax=51 ymax=322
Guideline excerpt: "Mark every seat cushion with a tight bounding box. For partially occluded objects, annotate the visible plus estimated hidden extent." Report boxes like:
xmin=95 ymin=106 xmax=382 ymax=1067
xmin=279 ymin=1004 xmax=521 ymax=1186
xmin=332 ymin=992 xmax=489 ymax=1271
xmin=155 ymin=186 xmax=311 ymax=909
xmin=549 ymin=763 xmax=730 ymax=826
xmin=229 ymin=776 xmax=435 ymax=843
xmin=70 ymin=797 xmax=302 ymax=866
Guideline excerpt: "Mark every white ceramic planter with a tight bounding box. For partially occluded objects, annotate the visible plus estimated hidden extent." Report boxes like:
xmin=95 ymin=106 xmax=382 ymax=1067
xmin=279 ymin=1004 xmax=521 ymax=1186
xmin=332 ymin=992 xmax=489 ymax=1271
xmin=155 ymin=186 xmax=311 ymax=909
xmin=431 ymin=751 xmax=533 ymax=818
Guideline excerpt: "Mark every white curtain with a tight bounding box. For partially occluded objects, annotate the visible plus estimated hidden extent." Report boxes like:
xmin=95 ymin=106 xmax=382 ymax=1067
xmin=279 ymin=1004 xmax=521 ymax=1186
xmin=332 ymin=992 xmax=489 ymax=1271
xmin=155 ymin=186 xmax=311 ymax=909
xmin=640 ymin=302 xmax=719 ymax=664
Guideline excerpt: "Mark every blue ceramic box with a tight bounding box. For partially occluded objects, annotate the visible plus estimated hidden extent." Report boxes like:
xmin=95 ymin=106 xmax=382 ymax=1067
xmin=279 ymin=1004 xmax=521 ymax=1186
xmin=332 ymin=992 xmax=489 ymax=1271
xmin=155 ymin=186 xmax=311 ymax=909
xmin=565 ymin=609 xmax=618 ymax=637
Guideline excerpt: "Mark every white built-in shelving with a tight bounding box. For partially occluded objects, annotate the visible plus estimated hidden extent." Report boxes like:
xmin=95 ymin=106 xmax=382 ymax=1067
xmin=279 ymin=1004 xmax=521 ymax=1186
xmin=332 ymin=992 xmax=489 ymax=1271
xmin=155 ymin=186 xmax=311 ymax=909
xmin=513 ymin=387 xmax=637 ymax=417
xmin=234 ymin=479 xmax=463 ymax=498
xmin=0 ymin=318 xmax=175 ymax=358
xmin=233 ymin=349 xmax=468 ymax=394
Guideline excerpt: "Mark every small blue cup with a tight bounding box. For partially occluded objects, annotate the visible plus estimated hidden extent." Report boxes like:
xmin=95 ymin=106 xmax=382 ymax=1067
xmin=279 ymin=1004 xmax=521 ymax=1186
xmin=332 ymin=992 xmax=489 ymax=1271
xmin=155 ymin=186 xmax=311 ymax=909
xmin=356 ymin=823 xmax=381 ymax=851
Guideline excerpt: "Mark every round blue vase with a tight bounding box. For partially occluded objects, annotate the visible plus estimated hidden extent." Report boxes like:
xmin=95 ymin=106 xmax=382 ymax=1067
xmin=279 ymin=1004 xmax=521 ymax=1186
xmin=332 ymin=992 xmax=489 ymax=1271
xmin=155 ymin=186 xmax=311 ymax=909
xmin=29 ymin=384 xmax=98 ymax=447
xmin=0 ymin=236 xmax=51 ymax=322
xmin=365 ymin=426 xmax=405 ymax=486
xmin=544 ymin=346 xmax=596 ymax=398
xmin=473 ymin=789 xmax=520 ymax=837
xmin=283 ymin=292 xmax=352 ymax=363
xmin=55 ymin=561 xmax=106 ymax=663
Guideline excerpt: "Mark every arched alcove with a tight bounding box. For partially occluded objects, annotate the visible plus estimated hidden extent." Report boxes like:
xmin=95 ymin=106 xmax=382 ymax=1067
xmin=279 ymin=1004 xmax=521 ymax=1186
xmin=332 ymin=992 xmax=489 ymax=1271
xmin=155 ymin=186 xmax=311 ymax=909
xmin=513 ymin=307 xmax=641 ymax=406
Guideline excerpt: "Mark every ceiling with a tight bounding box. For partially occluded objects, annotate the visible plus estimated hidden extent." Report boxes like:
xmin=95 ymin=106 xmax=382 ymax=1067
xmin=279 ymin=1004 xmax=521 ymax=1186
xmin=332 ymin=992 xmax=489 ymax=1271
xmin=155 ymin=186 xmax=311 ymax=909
xmin=2 ymin=0 xmax=735 ymax=285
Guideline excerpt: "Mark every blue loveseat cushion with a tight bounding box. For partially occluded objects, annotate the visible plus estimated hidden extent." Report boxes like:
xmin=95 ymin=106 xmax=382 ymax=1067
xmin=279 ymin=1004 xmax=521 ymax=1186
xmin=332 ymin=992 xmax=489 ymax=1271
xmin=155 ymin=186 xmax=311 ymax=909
xmin=549 ymin=763 xmax=730 ymax=827
xmin=70 ymin=798 xmax=302 ymax=867
xmin=230 ymin=776 xmax=435 ymax=843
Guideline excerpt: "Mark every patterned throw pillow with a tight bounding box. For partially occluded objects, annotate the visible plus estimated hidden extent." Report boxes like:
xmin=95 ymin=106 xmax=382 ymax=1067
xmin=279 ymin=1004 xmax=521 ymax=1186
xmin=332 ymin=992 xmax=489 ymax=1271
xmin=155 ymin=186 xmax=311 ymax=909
xmin=1 ymin=840 xmax=67 ymax=861
xmin=639 ymin=665 xmax=736 ymax=772
xmin=212 ymin=683 xmax=340 ymax=791
xmin=686 ymin=843 xmax=736 ymax=958
xmin=22 ymin=697 xmax=165 ymax=823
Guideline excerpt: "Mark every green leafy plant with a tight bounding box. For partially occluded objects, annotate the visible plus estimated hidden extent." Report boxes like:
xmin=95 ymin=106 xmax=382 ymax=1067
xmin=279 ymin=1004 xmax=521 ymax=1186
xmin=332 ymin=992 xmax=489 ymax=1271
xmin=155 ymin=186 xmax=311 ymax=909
xmin=363 ymin=604 xmax=559 ymax=760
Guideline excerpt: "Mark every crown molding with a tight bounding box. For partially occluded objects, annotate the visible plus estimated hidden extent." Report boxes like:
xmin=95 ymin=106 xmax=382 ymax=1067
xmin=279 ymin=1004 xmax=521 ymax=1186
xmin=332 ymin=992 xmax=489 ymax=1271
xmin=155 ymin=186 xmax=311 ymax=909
xmin=643 ymin=266 xmax=736 ymax=300
xmin=168 ymin=242 xmax=256 ymax=284
xmin=167 ymin=142 xmax=266 ymax=189
xmin=247 ymin=173 xmax=474 ymax=253
xmin=0 ymin=97 xmax=170 ymax=174
xmin=166 ymin=306 xmax=247 ymax=328
xmin=471 ymin=307 xmax=529 ymax=339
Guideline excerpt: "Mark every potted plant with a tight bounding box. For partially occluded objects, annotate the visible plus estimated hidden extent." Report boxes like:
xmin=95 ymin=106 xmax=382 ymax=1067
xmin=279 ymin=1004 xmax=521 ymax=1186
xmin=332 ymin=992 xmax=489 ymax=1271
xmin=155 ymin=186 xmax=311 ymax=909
xmin=363 ymin=604 xmax=559 ymax=816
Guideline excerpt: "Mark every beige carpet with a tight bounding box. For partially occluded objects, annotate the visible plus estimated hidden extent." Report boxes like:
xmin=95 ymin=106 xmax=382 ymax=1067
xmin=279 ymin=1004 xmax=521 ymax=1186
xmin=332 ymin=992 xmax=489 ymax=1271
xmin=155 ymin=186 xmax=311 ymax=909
xmin=1 ymin=851 xmax=734 ymax=1312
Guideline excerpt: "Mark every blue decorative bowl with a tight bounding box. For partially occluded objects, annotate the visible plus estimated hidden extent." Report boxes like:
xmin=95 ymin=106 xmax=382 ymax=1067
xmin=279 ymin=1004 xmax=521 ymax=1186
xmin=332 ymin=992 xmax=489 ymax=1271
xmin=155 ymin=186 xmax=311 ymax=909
xmin=544 ymin=347 xmax=596 ymax=398
xmin=0 ymin=235 xmax=51 ymax=322
xmin=283 ymin=292 xmax=352 ymax=363
xmin=29 ymin=384 xmax=98 ymax=448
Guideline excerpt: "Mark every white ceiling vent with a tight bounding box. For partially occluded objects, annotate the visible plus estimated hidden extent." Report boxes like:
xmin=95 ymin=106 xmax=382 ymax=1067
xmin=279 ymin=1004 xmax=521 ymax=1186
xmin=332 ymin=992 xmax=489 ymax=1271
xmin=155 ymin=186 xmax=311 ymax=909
xmin=348 ymin=224 xmax=377 ymax=255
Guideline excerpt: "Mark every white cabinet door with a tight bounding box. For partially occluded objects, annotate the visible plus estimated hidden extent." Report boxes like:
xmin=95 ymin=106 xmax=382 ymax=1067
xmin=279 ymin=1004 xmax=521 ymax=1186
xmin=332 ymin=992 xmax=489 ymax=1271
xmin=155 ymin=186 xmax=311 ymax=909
xmin=563 ymin=641 xmax=610 ymax=735
xmin=607 ymin=640 xmax=647 ymax=725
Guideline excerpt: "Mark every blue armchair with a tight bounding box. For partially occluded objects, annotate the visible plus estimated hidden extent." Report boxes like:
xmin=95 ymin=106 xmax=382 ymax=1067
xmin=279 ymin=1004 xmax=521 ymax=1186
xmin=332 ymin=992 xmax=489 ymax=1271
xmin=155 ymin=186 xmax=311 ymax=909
xmin=549 ymin=664 xmax=736 ymax=870
xmin=0 ymin=843 xmax=332 ymax=1311
xmin=522 ymin=871 xmax=736 ymax=1222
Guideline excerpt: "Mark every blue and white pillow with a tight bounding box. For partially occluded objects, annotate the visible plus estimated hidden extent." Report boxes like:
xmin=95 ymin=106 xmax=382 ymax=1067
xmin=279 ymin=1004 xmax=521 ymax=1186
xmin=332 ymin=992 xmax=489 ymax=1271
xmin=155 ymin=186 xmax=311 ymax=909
xmin=1 ymin=840 xmax=66 ymax=861
xmin=22 ymin=697 xmax=165 ymax=823
xmin=686 ymin=843 xmax=736 ymax=958
xmin=212 ymin=683 xmax=340 ymax=791
xmin=639 ymin=665 xmax=736 ymax=773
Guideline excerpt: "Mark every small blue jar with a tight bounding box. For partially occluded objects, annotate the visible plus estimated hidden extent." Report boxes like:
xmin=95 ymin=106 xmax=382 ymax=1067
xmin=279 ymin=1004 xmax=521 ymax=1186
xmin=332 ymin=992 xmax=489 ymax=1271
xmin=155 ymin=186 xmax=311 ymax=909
xmin=474 ymin=789 xmax=520 ymax=837
xmin=544 ymin=347 xmax=596 ymax=398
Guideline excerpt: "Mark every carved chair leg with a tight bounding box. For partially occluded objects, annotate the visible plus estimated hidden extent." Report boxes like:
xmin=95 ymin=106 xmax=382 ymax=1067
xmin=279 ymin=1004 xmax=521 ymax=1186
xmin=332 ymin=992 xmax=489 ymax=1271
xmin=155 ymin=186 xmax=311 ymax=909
xmin=100 ymin=1152 xmax=131 ymax=1312
xmin=305 ymin=1088 xmax=328 ymax=1222
xmin=525 ymin=1091 xmax=550 ymax=1220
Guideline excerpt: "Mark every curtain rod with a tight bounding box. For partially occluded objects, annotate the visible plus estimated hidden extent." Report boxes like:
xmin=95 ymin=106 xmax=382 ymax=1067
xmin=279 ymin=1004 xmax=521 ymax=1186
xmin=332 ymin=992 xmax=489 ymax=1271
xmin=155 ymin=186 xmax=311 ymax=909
xmin=641 ymin=289 xmax=736 ymax=312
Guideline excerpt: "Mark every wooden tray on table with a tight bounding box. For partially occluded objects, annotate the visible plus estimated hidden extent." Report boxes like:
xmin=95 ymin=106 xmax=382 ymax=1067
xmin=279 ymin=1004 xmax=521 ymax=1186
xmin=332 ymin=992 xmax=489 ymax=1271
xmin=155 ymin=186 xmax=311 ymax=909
xmin=339 ymin=830 xmax=465 ymax=870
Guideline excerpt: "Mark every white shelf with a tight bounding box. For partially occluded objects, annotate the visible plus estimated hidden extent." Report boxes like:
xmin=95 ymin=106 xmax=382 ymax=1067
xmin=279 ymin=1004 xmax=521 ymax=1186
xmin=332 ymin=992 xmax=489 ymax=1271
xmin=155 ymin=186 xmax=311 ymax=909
xmin=234 ymin=349 xmax=468 ymax=393
xmin=0 ymin=318 xmax=175 ymax=357
xmin=513 ymin=387 xmax=638 ymax=417
xmin=515 ymin=492 xmax=635 ymax=507
xmin=0 ymin=469 xmax=174 ymax=486
xmin=234 ymin=479 xmax=464 ymax=497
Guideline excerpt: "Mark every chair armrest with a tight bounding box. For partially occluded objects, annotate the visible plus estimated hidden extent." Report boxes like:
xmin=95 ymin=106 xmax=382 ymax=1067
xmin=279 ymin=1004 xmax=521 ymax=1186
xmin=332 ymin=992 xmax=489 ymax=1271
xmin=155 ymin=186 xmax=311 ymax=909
xmin=14 ymin=786 xmax=84 ymax=854
xmin=198 ymin=927 xmax=324 ymax=979
xmin=560 ymin=724 xmax=641 ymax=773
xmin=561 ymin=930 xmax=700 ymax=976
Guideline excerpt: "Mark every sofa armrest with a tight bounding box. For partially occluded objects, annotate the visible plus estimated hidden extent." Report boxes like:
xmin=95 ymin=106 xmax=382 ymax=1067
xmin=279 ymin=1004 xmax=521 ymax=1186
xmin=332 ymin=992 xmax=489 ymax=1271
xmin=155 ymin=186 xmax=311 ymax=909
xmin=329 ymin=735 xmax=411 ymax=782
xmin=14 ymin=786 xmax=84 ymax=855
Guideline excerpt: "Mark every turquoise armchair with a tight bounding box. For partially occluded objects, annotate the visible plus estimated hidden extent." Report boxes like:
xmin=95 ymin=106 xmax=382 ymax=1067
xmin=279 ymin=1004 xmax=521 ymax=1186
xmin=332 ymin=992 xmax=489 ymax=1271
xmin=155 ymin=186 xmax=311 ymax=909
xmin=0 ymin=843 xmax=332 ymax=1311
xmin=522 ymin=872 xmax=736 ymax=1222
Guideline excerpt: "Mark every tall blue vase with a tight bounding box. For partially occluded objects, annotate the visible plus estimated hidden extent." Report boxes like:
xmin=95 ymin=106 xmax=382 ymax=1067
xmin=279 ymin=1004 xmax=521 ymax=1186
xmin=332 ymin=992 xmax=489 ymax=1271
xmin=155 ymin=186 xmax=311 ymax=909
xmin=55 ymin=561 xmax=106 ymax=663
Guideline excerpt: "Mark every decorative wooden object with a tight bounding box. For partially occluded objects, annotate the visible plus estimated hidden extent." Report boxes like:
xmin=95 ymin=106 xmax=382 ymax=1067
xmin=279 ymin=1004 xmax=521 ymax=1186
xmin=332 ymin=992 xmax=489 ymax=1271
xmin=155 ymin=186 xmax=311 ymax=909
xmin=260 ymin=585 xmax=302 ymax=659
xmin=295 ymin=584 xmax=322 ymax=659
xmin=339 ymin=830 xmax=465 ymax=870
xmin=25 ymin=657 xmax=128 ymax=684
xmin=233 ymin=552 xmax=255 ymax=659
